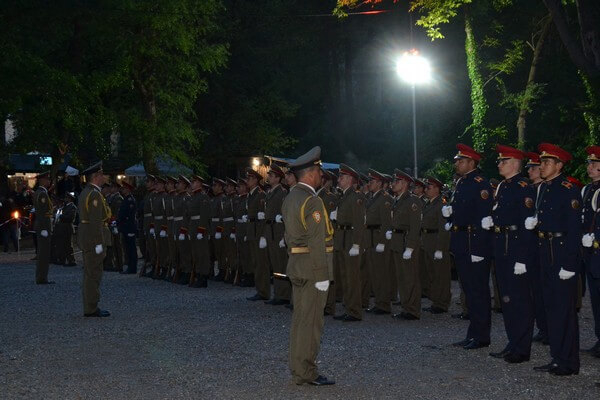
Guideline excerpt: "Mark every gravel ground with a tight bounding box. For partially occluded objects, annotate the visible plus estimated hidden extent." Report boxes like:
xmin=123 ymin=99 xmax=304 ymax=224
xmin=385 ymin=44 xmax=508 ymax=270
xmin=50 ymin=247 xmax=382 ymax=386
xmin=1 ymin=250 xmax=599 ymax=400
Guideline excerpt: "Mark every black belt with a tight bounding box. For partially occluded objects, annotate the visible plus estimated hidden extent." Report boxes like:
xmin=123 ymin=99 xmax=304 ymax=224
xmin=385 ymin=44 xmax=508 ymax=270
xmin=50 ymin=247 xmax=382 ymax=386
xmin=337 ymin=225 xmax=353 ymax=230
xmin=452 ymin=225 xmax=476 ymax=232
xmin=265 ymin=220 xmax=275 ymax=224
xmin=494 ymin=225 xmax=518 ymax=233
xmin=366 ymin=224 xmax=381 ymax=230
xmin=538 ymin=231 xmax=565 ymax=239
xmin=421 ymin=228 xmax=438 ymax=234
xmin=392 ymin=229 xmax=406 ymax=234
xmin=248 ymin=217 xmax=256 ymax=222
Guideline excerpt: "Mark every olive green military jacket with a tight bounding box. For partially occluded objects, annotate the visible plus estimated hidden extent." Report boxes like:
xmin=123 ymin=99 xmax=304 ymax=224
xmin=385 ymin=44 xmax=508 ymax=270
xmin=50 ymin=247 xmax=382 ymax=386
xmin=77 ymin=184 xmax=111 ymax=250
xmin=246 ymin=186 xmax=266 ymax=241
xmin=152 ymin=191 xmax=168 ymax=233
xmin=282 ymin=183 xmax=333 ymax=282
xmin=165 ymin=191 xmax=177 ymax=237
xmin=33 ymin=187 xmax=52 ymax=232
xmin=210 ymin=194 xmax=224 ymax=236
xmin=172 ymin=192 xmax=190 ymax=237
xmin=109 ymin=193 xmax=123 ymax=220
xmin=265 ymin=184 xmax=287 ymax=241
xmin=333 ymin=188 xmax=366 ymax=252
xmin=389 ymin=191 xmax=422 ymax=252
xmin=317 ymin=187 xmax=338 ymax=214
xmin=59 ymin=202 xmax=77 ymax=225
xmin=187 ymin=189 xmax=211 ymax=239
xmin=143 ymin=192 xmax=154 ymax=231
xmin=233 ymin=194 xmax=248 ymax=240
xmin=220 ymin=195 xmax=235 ymax=236
xmin=420 ymin=195 xmax=450 ymax=253
xmin=364 ymin=190 xmax=393 ymax=248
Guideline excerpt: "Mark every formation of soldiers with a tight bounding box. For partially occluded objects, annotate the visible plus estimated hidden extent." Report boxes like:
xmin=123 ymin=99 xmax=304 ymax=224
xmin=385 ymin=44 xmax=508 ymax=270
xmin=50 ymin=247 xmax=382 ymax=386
xmin=30 ymin=141 xmax=600 ymax=381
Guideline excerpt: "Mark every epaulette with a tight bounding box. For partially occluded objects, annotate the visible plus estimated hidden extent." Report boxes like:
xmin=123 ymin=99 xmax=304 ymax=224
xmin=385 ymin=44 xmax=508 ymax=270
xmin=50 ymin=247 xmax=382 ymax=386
xmin=561 ymin=181 xmax=573 ymax=189
xmin=518 ymin=181 xmax=528 ymax=188
xmin=474 ymin=176 xmax=483 ymax=183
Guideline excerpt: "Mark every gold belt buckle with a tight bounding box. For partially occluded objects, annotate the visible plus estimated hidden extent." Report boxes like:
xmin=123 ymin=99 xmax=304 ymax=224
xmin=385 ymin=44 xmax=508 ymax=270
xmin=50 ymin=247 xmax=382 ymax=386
xmin=494 ymin=226 xmax=500 ymax=233
xmin=452 ymin=226 xmax=458 ymax=232
xmin=538 ymin=232 xmax=544 ymax=239
xmin=594 ymin=241 xmax=599 ymax=249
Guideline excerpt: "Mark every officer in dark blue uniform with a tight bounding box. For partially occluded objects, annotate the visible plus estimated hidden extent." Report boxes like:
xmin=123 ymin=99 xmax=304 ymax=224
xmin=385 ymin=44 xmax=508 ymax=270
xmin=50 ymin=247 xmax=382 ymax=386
xmin=531 ymin=143 xmax=581 ymax=376
xmin=444 ymin=143 xmax=494 ymax=350
xmin=525 ymin=151 xmax=549 ymax=345
xmin=118 ymin=181 xmax=138 ymax=274
xmin=487 ymin=145 xmax=535 ymax=364
xmin=581 ymin=145 xmax=600 ymax=358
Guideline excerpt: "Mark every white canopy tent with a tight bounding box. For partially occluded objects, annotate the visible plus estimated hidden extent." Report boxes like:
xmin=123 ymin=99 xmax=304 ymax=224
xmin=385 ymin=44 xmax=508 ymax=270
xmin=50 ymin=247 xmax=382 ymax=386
xmin=124 ymin=157 xmax=192 ymax=177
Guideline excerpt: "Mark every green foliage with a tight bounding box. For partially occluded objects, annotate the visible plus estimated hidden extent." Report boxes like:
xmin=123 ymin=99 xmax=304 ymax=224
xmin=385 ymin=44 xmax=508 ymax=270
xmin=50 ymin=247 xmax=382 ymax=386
xmin=497 ymin=80 xmax=547 ymax=113
xmin=409 ymin=0 xmax=473 ymax=40
xmin=424 ymin=159 xmax=455 ymax=185
xmin=487 ymin=40 xmax=525 ymax=75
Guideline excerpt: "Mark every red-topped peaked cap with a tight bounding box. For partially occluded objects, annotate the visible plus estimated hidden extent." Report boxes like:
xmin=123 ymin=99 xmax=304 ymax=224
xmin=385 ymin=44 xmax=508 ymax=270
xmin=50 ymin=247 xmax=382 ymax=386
xmin=338 ymin=163 xmax=360 ymax=180
xmin=393 ymin=169 xmax=414 ymax=183
xmin=586 ymin=146 xmax=600 ymax=162
xmin=368 ymin=168 xmax=386 ymax=182
xmin=525 ymin=152 xmax=540 ymax=167
xmin=454 ymin=143 xmax=482 ymax=162
xmin=538 ymin=143 xmax=572 ymax=163
xmin=496 ymin=144 xmax=525 ymax=160
xmin=425 ymin=176 xmax=443 ymax=189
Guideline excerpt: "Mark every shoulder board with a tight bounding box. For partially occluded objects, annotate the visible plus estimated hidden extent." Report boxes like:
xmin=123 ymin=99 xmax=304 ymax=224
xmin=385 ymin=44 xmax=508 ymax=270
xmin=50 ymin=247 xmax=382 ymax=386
xmin=474 ymin=176 xmax=483 ymax=183
xmin=561 ymin=181 xmax=572 ymax=189
xmin=518 ymin=181 xmax=528 ymax=188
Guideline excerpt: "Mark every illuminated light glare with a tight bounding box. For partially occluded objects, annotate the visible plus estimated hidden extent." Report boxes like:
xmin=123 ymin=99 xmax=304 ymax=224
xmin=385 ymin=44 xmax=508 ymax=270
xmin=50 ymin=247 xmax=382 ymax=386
xmin=13 ymin=211 xmax=20 ymax=219
xmin=396 ymin=50 xmax=431 ymax=84
xmin=252 ymin=158 xmax=260 ymax=167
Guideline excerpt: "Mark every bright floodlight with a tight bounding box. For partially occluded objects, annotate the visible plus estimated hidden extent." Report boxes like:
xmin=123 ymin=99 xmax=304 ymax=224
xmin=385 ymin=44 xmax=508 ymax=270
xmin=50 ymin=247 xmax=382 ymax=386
xmin=396 ymin=50 xmax=431 ymax=84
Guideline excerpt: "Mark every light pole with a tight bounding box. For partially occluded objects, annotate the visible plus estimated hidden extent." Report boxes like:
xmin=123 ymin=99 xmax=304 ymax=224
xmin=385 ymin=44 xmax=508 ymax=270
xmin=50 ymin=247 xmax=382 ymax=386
xmin=396 ymin=49 xmax=431 ymax=178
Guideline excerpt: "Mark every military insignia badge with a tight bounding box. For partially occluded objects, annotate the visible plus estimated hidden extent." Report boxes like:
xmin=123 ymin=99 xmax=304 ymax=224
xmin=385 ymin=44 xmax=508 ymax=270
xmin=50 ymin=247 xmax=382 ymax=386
xmin=480 ymin=190 xmax=489 ymax=200
xmin=474 ymin=176 xmax=483 ymax=183
xmin=385 ymin=201 xmax=391 ymax=208
xmin=518 ymin=181 xmax=528 ymax=188
xmin=571 ymin=199 xmax=580 ymax=210
xmin=41 ymin=197 xmax=46 ymax=203
xmin=93 ymin=199 xmax=98 ymax=207
xmin=312 ymin=211 xmax=321 ymax=223
xmin=525 ymin=197 xmax=534 ymax=208
xmin=357 ymin=198 xmax=363 ymax=205
xmin=411 ymin=203 xmax=418 ymax=212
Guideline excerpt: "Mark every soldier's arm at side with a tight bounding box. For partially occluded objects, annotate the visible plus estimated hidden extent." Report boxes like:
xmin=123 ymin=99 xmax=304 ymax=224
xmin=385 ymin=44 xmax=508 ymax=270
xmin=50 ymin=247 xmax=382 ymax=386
xmin=351 ymin=194 xmax=366 ymax=247
xmin=435 ymin=200 xmax=450 ymax=251
xmin=566 ymin=187 xmax=583 ymax=272
xmin=406 ymin=199 xmax=422 ymax=250
xmin=305 ymin=197 xmax=329 ymax=282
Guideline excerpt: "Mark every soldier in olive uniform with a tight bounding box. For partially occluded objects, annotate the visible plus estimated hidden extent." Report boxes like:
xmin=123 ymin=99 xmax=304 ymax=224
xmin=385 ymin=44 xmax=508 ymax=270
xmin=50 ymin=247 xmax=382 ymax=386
xmin=210 ymin=178 xmax=226 ymax=280
xmin=364 ymin=169 xmax=393 ymax=315
xmin=188 ymin=176 xmax=212 ymax=288
xmin=282 ymin=146 xmax=335 ymax=386
xmin=77 ymin=162 xmax=111 ymax=317
xmin=152 ymin=177 xmax=169 ymax=278
xmin=141 ymin=175 xmax=157 ymax=277
xmin=233 ymin=179 xmax=250 ymax=286
xmin=117 ymin=181 xmax=138 ymax=274
xmin=388 ymin=170 xmax=423 ymax=320
xmin=320 ymin=170 xmax=341 ymax=315
xmin=221 ymin=179 xmax=237 ymax=282
xmin=102 ymin=184 xmax=115 ymax=271
xmin=33 ymin=172 xmax=54 ymax=284
xmin=173 ymin=176 xmax=191 ymax=284
xmin=108 ymin=182 xmax=124 ymax=271
xmin=331 ymin=164 xmax=366 ymax=322
xmin=246 ymin=168 xmax=270 ymax=301
xmin=264 ymin=165 xmax=291 ymax=305
xmin=54 ymin=192 xmax=78 ymax=267
xmin=165 ymin=177 xmax=179 ymax=280
xmin=421 ymin=177 xmax=451 ymax=313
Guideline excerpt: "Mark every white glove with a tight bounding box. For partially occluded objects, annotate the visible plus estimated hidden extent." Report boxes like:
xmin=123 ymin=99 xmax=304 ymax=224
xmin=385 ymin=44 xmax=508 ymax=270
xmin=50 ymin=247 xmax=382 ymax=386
xmin=242 ymin=215 xmax=248 ymax=223
xmin=275 ymin=214 xmax=283 ymax=223
xmin=582 ymin=233 xmax=594 ymax=248
xmin=215 ymin=232 xmax=222 ymax=239
xmin=434 ymin=250 xmax=443 ymax=260
xmin=244 ymin=235 xmax=247 ymax=242
xmin=375 ymin=243 xmax=385 ymax=253
xmin=559 ymin=268 xmax=576 ymax=280
xmin=127 ymin=233 xmax=135 ymax=237
xmin=213 ymin=261 xmax=219 ymax=277
xmin=259 ymin=237 xmax=267 ymax=248
xmin=112 ymin=227 xmax=118 ymax=235
xmin=95 ymin=244 xmax=103 ymax=254
xmin=196 ymin=233 xmax=203 ymax=240
xmin=385 ymin=231 xmax=392 ymax=240
xmin=178 ymin=233 xmax=185 ymax=241
xmin=230 ymin=233 xmax=236 ymax=240
xmin=442 ymin=205 xmax=453 ymax=218
xmin=349 ymin=244 xmax=360 ymax=256
xmin=481 ymin=216 xmax=494 ymax=230
xmin=330 ymin=210 xmax=337 ymax=221
xmin=471 ymin=255 xmax=484 ymax=262
xmin=279 ymin=238 xmax=285 ymax=248
xmin=149 ymin=228 xmax=155 ymax=235
xmin=514 ymin=262 xmax=527 ymax=275
xmin=524 ymin=216 xmax=538 ymax=230
xmin=257 ymin=212 xmax=265 ymax=220
xmin=40 ymin=230 xmax=48 ymax=238
xmin=159 ymin=230 xmax=167 ymax=238
xmin=445 ymin=222 xmax=452 ymax=231
xmin=315 ymin=280 xmax=330 ymax=292
xmin=403 ymin=247 xmax=413 ymax=260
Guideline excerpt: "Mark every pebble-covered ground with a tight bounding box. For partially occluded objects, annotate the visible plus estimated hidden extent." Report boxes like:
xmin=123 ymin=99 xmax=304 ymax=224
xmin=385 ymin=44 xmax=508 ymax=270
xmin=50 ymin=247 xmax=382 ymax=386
xmin=1 ymin=249 xmax=599 ymax=400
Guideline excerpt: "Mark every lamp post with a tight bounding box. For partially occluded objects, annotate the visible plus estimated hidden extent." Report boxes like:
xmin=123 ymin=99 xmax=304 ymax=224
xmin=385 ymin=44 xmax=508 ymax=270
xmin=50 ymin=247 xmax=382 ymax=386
xmin=396 ymin=49 xmax=431 ymax=178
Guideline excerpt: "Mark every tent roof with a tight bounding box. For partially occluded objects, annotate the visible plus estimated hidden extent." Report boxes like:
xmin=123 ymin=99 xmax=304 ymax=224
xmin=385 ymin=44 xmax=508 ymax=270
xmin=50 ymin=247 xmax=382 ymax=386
xmin=7 ymin=153 xmax=71 ymax=173
xmin=124 ymin=157 xmax=192 ymax=177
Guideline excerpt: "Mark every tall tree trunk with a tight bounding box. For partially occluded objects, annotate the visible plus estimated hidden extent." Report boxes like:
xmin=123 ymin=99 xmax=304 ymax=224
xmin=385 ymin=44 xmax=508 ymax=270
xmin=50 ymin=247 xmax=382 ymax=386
xmin=133 ymin=70 xmax=158 ymax=175
xmin=516 ymin=16 xmax=552 ymax=148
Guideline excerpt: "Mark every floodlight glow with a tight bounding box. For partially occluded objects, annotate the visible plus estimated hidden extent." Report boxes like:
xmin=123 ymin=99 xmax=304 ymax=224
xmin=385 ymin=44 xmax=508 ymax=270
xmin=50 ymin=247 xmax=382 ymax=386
xmin=396 ymin=50 xmax=431 ymax=84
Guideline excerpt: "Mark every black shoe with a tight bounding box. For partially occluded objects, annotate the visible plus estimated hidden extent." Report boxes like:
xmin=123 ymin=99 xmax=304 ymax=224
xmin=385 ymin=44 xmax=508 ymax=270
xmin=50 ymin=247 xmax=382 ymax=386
xmin=392 ymin=312 xmax=419 ymax=320
xmin=392 ymin=301 xmax=402 ymax=306
xmin=492 ymin=307 xmax=503 ymax=314
xmin=451 ymin=312 xmax=469 ymax=320
xmin=342 ymin=315 xmax=361 ymax=322
xmin=64 ymin=263 xmax=77 ymax=267
xmin=265 ymin=299 xmax=289 ymax=306
xmin=324 ymin=310 xmax=333 ymax=316
xmin=367 ymin=307 xmax=390 ymax=315
xmin=193 ymin=276 xmax=208 ymax=288
xmin=285 ymin=303 xmax=294 ymax=310
xmin=504 ymin=353 xmax=530 ymax=364
xmin=36 ymin=280 xmax=56 ymax=285
xmin=452 ymin=338 xmax=472 ymax=347
xmin=423 ymin=306 xmax=446 ymax=314
xmin=307 ymin=375 xmax=335 ymax=386
xmin=533 ymin=362 xmax=558 ymax=372
xmin=591 ymin=347 xmax=600 ymax=358
xmin=489 ymin=348 xmax=511 ymax=358
xmin=84 ymin=308 xmax=110 ymax=317
xmin=549 ymin=365 xmax=578 ymax=376
xmin=124 ymin=269 xmax=137 ymax=274
xmin=178 ymin=273 xmax=190 ymax=285
xmin=532 ymin=331 xmax=548 ymax=343
xmin=463 ymin=339 xmax=490 ymax=350
xmin=247 ymin=294 xmax=268 ymax=301
xmin=333 ymin=314 xmax=348 ymax=321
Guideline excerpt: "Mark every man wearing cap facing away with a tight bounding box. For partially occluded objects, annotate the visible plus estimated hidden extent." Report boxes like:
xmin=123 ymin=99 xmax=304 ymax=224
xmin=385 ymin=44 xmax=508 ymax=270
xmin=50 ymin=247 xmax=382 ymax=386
xmin=141 ymin=175 xmax=156 ymax=277
xmin=171 ymin=176 xmax=191 ymax=283
xmin=233 ymin=179 xmax=250 ymax=286
xmin=210 ymin=178 xmax=227 ymax=280
xmin=580 ymin=146 xmax=600 ymax=358
xmin=282 ymin=146 xmax=335 ymax=386
xmin=187 ymin=176 xmax=212 ymax=288
xmin=487 ymin=145 xmax=536 ymax=364
xmin=151 ymin=177 xmax=169 ymax=278
xmin=54 ymin=192 xmax=78 ymax=267
xmin=117 ymin=181 xmax=138 ymax=274
xmin=529 ymin=143 xmax=581 ymax=375
xmin=77 ymin=162 xmax=111 ymax=317
xmin=445 ymin=144 xmax=494 ymax=349
xmin=331 ymin=164 xmax=366 ymax=322
xmin=34 ymin=171 xmax=54 ymax=284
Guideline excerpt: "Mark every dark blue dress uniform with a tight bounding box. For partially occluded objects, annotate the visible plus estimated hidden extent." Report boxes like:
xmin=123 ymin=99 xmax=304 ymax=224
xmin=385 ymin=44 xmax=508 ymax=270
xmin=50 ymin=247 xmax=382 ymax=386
xmin=535 ymin=146 xmax=581 ymax=374
xmin=491 ymin=149 xmax=536 ymax=360
xmin=118 ymin=192 xmax=138 ymax=274
xmin=448 ymin=146 xmax=494 ymax=346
